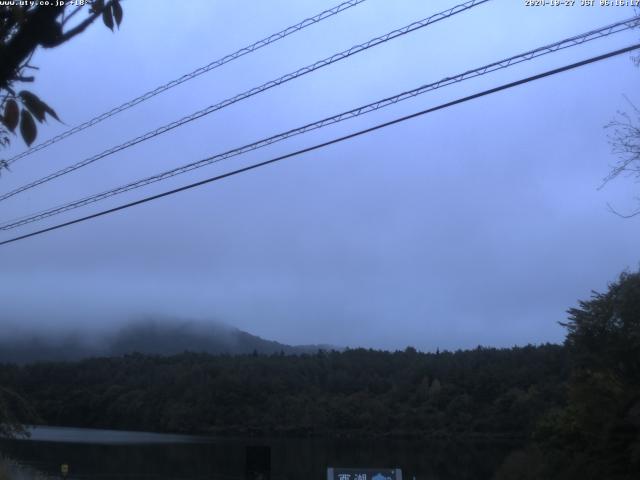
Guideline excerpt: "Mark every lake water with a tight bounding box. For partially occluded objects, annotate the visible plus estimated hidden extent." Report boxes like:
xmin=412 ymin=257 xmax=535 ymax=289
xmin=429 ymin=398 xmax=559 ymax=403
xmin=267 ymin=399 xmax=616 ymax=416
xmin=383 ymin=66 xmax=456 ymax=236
xmin=0 ymin=426 xmax=518 ymax=480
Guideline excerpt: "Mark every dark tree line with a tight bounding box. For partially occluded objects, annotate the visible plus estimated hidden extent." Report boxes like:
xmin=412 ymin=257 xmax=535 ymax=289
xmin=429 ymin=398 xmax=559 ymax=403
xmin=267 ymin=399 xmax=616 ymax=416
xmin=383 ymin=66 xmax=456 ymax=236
xmin=0 ymin=344 xmax=567 ymax=439
xmin=531 ymin=270 xmax=640 ymax=479
xmin=495 ymin=269 xmax=640 ymax=480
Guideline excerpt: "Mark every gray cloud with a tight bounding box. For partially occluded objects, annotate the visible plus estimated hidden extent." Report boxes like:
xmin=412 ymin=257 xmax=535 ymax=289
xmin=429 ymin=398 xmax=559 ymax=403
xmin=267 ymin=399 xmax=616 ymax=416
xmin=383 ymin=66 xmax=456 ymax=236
xmin=1 ymin=0 xmax=639 ymax=351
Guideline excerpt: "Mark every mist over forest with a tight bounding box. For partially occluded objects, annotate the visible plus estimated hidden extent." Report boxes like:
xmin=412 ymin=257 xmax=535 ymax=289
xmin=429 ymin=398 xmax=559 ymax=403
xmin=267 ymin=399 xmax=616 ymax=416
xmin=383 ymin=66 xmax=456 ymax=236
xmin=0 ymin=317 xmax=335 ymax=364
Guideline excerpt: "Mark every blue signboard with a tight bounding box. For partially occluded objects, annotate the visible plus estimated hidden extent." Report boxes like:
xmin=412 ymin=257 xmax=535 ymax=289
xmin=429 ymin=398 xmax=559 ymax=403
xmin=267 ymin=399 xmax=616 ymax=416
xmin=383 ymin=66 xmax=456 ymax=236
xmin=327 ymin=467 xmax=402 ymax=480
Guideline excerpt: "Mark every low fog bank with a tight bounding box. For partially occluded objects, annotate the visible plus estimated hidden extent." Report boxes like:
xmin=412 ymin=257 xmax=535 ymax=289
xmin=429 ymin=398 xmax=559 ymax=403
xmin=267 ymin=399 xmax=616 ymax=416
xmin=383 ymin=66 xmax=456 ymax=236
xmin=0 ymin=316 xmax=337 ymax=364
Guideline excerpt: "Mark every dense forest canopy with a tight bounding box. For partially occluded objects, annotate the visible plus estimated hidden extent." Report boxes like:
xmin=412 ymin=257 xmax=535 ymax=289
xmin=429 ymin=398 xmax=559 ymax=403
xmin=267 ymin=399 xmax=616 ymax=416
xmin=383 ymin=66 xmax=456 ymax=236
xmin=532 ymin=270 xmax=640 ymax=479
xmin=0 ymin=344 xmax=567 ymax=438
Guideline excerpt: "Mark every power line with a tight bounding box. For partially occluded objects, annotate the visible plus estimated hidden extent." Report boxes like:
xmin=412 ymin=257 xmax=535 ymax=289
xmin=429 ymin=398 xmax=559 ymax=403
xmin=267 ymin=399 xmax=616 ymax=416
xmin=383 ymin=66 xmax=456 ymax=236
xmin=1 ymin=43 xmax=637 ymax=248
xmin=0 ymin=0 xmax=490 ymax=202
xmin=2 ymin=16 xmax=637 ymax=231
xmin=3 ymin=0 xmax=368 ymax=166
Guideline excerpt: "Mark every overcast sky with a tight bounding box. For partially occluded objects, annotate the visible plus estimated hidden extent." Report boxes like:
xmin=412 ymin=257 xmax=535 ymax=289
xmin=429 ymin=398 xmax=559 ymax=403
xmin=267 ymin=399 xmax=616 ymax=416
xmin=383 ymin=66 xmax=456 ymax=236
xmin=0 ymin=0 xmax=639 ymax=351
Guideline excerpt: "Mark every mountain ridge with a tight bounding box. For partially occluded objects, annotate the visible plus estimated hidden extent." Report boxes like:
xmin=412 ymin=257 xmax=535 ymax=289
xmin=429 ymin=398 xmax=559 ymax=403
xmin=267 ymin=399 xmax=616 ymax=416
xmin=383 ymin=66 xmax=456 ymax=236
xmin=0 ymin=318 xmax=337 ymax=364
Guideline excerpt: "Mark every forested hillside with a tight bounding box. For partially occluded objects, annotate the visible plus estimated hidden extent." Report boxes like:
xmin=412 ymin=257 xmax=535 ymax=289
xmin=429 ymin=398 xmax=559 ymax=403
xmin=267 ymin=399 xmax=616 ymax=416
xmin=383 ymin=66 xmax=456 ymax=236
xmin=0 ymin=344 xmax=566 ymax=438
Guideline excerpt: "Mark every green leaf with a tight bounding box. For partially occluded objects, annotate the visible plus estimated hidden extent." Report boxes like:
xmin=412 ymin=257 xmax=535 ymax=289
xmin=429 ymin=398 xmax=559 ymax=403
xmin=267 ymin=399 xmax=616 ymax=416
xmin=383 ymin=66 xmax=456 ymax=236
xmin=18 ymin=91 xmax=59 ymax=123
xmin=19 ymin=110 xmax=37 ymax=146
xmin=19 ymin=91 xmax=46 ymax=122
xmin=40 ymin=100 xmax=60 ymax=122
xmin=102 ymin=6 xmax=114 ymax=31
xmin=112 ymin=0 xmax=123 ymax=27
xmin=3 ymin=99 xmax=19 ymax=132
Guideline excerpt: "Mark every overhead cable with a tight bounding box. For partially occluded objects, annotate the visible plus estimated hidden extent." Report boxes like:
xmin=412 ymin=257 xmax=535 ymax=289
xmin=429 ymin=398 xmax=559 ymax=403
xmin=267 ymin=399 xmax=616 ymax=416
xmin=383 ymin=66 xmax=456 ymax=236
xmin=1 ymin=43 xmax=638 ymax=247
xmin=0 ymin=0 xmax=490 ymax=202
xmin=2 ymin=16 xmax=637 ymax=231
xmin=4 ymin=0 xmax=369 ymax=166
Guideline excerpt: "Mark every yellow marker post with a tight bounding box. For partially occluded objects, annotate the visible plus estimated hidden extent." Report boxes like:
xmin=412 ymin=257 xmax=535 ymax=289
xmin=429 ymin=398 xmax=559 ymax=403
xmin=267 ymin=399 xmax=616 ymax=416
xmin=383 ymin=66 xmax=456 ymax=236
xmin=60 ymin=464 xmax=69 ymax=478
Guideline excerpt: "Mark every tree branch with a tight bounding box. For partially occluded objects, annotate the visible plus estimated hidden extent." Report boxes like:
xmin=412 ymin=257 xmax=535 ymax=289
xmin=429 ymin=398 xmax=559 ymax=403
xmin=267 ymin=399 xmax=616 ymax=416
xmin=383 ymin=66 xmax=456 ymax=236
xmin=61 ymin=5 xmax=83 ymax=27
xmin=52 ymin=1 xmax=113 ymax=47
xmin=0 ymin=5 xmax=64 ymax=88
xmin=607 ymin=202 xmax=640 ymax=219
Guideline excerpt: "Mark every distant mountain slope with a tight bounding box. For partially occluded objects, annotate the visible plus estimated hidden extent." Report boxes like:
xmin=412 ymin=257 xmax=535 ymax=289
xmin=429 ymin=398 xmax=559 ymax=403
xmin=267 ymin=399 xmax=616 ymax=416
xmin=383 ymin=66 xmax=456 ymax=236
xmin=0 ymin=319 xmax=334 ymax=364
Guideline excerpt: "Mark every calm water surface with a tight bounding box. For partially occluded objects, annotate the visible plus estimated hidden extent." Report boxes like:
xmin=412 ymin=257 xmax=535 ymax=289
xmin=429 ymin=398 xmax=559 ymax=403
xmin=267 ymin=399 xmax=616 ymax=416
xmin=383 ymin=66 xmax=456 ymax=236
xmin=0 ymin=426 xmax=518 ymax=480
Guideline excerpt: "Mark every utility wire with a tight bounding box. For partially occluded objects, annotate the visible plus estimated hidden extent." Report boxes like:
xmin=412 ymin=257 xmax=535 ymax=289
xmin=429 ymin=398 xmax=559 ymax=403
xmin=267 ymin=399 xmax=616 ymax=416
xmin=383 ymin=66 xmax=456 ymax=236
xmin=0 ymin=0 xmax=490 ymax=202
xmin=1 ymin=43 xmax=638 ymax=248
xmin=3 ymin=0 xmax=368 ymax=166
xmin=1 ymin=16 xmax=637 ymax=231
